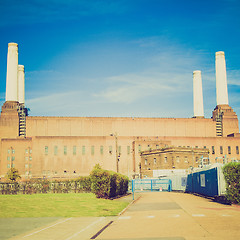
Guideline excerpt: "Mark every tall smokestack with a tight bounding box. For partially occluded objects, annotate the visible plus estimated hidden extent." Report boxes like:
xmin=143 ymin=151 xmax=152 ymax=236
xmin=6 ymin=43 xmax=18 ymax=102
xmin=193 ymin=70 xmax=204 ymax=117
xmin=216 ymin=51 xmax=229 ymax=105
xmin=18 ymin=65 xmax=25 ymax=105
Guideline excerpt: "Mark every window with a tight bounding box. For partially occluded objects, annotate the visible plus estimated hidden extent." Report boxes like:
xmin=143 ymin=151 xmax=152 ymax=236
xmin=118 ymin=146 xmax=121 ymax=155
xmin=109 ymin=146 xmax=112 ymax=154
xmin=236 ymin=146 xmax=239 ymax=155
xmin=195 ymin=157 xmax=199 ymax=163
xmin=29 ymin=149 xmax=32 ymax=154
xmin=127 ymin=146 xmax=130 ymax=155
xmin=45 ymin=146 xmax=48 ymax=155
xmin=25 ymin=149 xmax=28 ymax=154
xmin=228 ymin=146 xmax=231 ymax=155
xmin=25 ymin=156 xmax=28 ymax=161
xmin=64 ymin=146 xmax=67 ymax=155
xmin=11 ymin=164 xmax=15 ymax=168
xmin=91 ymin=146 xmax=94 ymax=155
xmin=7 ymin=164 xmax=10 ymax=168
xmin=184 ymin=156 xmax=188 ymax=163
xmin=148 ymin=145 xmax=151 ymax=150
xmin=11 ymin=156 xmax=15 ymax=161
xmin=220 ymin=146 xmax=223 ymax=154
xmin=29 ymin=164 xmax=32 ymax=168
xmin=100 ymin=146 xmax=104 ymax=155
xmin=7 ymin=156 xmax=10 ymax=161
xmin=176 ymin=156 xmax=180 ymax=163
xmin=154 ymin=158 xmax=157 ymax=164
xmin=203 ymin=146 xmax=206 ymax=149
xmin=25 ymin=164 xmax=28 ymax=168
xmin=7 ymin=149 xmax=10 ymax=154
xmin=195 ymin=146 xmax=198 ymax=148
xmin=138 ymin=145 xmax=141 ymax=152
xmin=156 ymin=145 xmax=159 ymax=149
xmin=145 ymin=159 xmax=147 ymax=165
xmin=82 ymin=146 xmax=85 ymax=155
xmin=73 ymin=146 xmax=77 ymax=155
xmin=164 ymin=157 xmax=167 ymax=163
xmin=12 ymin=149 xmax=15 ymax=154
xmin=29 ymin=156 xmax=32 ymax=161
xmin=212 ymin=146 xmax=215 ymax=154
xmin=54 ymin=146 xmax=58 ymax=155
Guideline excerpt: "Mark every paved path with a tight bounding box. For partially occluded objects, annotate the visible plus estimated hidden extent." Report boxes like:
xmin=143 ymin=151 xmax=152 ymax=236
xmin=96 ymin=192 xmax=240 ymax=240
xmin=4 ymin=192 xmax=240 ymax=240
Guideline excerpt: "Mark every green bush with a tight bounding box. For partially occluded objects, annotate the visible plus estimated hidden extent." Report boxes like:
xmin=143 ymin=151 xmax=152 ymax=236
xmin=223 ymin=162 xmax=240 ymax=204
xmin=90 ymin=164 xmax=128 ymax=199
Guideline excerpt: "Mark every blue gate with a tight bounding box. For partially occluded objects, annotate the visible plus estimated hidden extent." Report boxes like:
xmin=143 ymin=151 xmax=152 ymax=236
xmin=132 ymin=179 xmax=172 ymax=199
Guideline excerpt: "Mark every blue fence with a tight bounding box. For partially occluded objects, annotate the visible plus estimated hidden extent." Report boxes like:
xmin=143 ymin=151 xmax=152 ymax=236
xmin=186 ymin=167 xmax=219 ymax=197
xmin=131 ymin=179 xmax=172 ymax=199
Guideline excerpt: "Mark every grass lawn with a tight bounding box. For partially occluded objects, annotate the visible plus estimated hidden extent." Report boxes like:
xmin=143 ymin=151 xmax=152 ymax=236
xmin=0 ymin=193 xmax=131 ymax=218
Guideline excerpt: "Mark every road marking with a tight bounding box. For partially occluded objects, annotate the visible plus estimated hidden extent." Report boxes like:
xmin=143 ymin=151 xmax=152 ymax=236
xmin=22 ymin=218 xmax=72 ymax=238
xmin=65 ymin=217 xmax=104 ymax=240
xmin=170 ymin=214 xmax=180 ymax=218
xmin=192 ymin=214 xmax=205 ymax=217
xmin=147 ymin=215 xmax=155 ymax=218
xmin=222 ymin=214 xmax=231 ymax=217
xmin=118 ymin=216 xmax=131 ymax=220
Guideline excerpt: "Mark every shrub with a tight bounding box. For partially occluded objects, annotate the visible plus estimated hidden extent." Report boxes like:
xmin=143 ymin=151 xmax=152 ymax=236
xmin=90 ymin=164 xmax=129 ymax=199
xmin=223 ymin=162 xmax=240 ymax=204
xmin=5 ymin=168 xmax=21 ymax=182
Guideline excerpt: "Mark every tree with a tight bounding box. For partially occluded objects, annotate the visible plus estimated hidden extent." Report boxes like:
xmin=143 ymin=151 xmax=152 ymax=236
xmin=5 ymin=168 xmax=21 ymax=182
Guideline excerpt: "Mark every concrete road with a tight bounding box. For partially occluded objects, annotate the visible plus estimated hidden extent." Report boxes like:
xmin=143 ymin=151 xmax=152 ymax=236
xmin=96 ymin=192 xmax=240 ymax=240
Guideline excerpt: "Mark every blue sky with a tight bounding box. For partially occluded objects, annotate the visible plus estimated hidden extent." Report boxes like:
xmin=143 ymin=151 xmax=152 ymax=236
xmin=0 ymin=0 xmax=240 ymax=119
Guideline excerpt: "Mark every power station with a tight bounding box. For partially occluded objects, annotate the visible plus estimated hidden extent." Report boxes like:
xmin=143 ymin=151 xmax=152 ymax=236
xmin=0 ymin=43 xmax=239 ymax=179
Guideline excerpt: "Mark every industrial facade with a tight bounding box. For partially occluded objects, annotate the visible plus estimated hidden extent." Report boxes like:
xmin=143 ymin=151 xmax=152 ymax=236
xmin=0 ymin=43 xmax=240 ymax=180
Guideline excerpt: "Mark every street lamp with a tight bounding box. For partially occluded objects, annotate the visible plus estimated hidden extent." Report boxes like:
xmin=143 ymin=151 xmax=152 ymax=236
xmin=110 ymin=132 xmax=119 ymax=173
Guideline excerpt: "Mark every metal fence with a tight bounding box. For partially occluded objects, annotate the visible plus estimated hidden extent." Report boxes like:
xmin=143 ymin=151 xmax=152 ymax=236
xmin=131 ymin=179 xmax=172 ymax=199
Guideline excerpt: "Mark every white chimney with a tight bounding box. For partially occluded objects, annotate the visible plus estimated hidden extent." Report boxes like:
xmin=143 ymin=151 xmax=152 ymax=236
xmin=193 ymin=70 xmax=204 ymax=117
xmin=216 ymin=51 xmax=229 ymax=105
xmin=6 ymin=43 xmax=18 ymax=102
xmin=18 ymin=65 xmax=25 ymax=105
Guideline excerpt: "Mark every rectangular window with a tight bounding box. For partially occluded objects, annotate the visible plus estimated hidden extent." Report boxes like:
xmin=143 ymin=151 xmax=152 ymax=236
xmin=127 ymin=146 xmax=130 ymax=155
xmin=73 ymin=146 xmax=77 ymax=155
xmin=25 ymin=156 xmax=28 ymax=161
xmin=138 ymin=145 xmax=141 ymax=152
xmin=164 ymin=157 xmax=167 ymax=163
xmin=25 ymin=149 xmax=28 ymax=154
xmin=148 ymin=145 xmax=151 ymax=150
xmin=7 ymin=149 xmax=10 ymax=154
xmin=7 ymin=164 xmax=10 ymax=168
xmin=156 ymin=145 xmax=159 ymax=149
xmin=184 ymin=156 xmax=188 ymax=163
xmin=118 ymin=146 xmax=121 ymax=155
xmin=29 ymin=164 xmax=32 ymax=168
xmin=29 ymin=149 xmax=32 ymax=154
xmin=220 ymin=146 xmax=223 ymax=154
xmin=228 ymin=146 xmax=231 ymax=155
xmin=236 ymin=146 xmax=239 ymax=155
xmin=82 ymin=146 xmax=85 ymax=155
xmin=91 ymin=146 xmax=94 ymax=155
xmin=11 ymin=164 xmax=15 ymax=168
xmin=29 ymin=156 xmax=32 ymax=161
xmin=109 ymin=146 xmax=112 ymax=154
xmin=45 ymin=146 xmax=48 ymax=155
xmin=12 ymin=149 xmax=15 ymax=154
xmin=64 ymin=146 xmax=67 ymax=155
xmin=54 ymin=146 xmax=58 ymax=155
xmin=203 ymin=146 xmax=206 ymax=149
xmin=25 ymin=164 xmax=28 ymax=168
xmin=195 ymin=157 xmax=199 ymax=163
xmin=195 ymin=146 xmax=198 ymax=148
xmin=212 ymin=146 xmax=215 ymax=154
xmin=11 ymin=156 xmax=15 ymax=161
xmin=145 ymin=159 xmax=147 ymax=165
xmin=7 ymin=156 xmax=10 ymax=161
xmin=100 ymin=145 xmax=104 ymax=155
xmin=176 ymin=156 xmax=180 ymax=163
xmin=154 ymin=158 xmax=157 ymax=164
